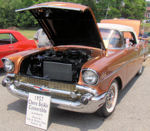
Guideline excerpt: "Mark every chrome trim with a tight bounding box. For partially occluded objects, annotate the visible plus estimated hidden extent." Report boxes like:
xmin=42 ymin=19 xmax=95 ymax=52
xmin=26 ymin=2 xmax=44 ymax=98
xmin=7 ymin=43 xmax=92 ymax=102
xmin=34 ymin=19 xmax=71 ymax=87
xmin=14 ymin=80 xmax=81 ymax=98
xmin=107 ymin=47 xmax=125 ymax=50
xmin=2 ymin=77 xmax=12 ymax=87
xmin=4 ymin=83 xmax=106 ymax=113
xmin=82 ymin=68 xmax=99 ymax=85
xmin=4 ymin=74 xmax=99 ymax=96
xmin=16 ymin=5 xmax=81 ymax=12
xmin=2 ymin=58 xmax=15 ymax=72
xmin=6 ymin=73 xmax=16 ymax=78
xmin=2 ymin=74 xmax=107 ymax=113
xmin=76 ymin=85 xmax=98 ymax=96
xmin=80 ymin=93 xmax=93 ymax=104
xmin=100 ymin=53 xmax=142 ymax=82
xmin=101 ymin=68 xmax=121 ymax=82
xmin=7 ymin=84 xmax=29 ymax=100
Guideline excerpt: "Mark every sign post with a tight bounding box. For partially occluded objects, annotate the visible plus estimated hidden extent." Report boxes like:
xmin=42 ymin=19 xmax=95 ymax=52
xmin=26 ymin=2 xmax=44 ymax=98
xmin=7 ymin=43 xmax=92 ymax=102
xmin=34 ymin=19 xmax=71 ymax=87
xmin=26 ymin=93 xmax=51 ymax=130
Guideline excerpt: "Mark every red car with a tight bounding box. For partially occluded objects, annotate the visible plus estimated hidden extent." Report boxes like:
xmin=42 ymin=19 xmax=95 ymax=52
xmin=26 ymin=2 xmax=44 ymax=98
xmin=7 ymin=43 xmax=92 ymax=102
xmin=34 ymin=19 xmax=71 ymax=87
xmin=0 ymin=29 xmax=37 ymax=68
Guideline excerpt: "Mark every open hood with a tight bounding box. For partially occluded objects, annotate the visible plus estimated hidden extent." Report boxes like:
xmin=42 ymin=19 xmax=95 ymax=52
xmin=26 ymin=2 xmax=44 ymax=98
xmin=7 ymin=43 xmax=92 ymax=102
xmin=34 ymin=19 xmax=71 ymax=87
xmin=16 ymin=2 xmax=105 ymax=49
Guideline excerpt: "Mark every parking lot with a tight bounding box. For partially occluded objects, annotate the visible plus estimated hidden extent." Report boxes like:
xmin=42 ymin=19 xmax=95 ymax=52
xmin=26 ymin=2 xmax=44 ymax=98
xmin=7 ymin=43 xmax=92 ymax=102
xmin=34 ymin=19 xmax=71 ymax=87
xmin=0 ymin=58 xmax=150 ymax=131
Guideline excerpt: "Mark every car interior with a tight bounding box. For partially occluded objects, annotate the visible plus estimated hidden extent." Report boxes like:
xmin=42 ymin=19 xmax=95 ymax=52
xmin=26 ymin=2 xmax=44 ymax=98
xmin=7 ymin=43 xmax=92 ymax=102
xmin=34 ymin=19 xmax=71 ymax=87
xmin=123 ymin=31 xmax=137 ymax=48
xmin=0 ymin=33 xmax=17 ymax=45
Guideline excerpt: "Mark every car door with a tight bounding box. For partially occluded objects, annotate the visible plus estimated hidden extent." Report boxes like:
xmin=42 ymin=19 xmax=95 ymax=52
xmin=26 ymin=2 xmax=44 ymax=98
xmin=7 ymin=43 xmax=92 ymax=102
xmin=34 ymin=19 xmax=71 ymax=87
xmin=0 ymin=33 xmax=18 ymax=67
xmin=123 ymin=32 xmax=141 ymax=83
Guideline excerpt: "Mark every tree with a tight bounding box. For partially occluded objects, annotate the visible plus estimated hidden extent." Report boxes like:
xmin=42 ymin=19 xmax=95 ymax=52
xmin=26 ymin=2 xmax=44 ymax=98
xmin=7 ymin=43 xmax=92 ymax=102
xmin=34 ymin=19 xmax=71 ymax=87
xmin=0 ymin=0 xmax=37 ymax=28
xmin=95 ymin=0 xmax=146 ymax=21
xmin=0 ymin=0 xmax=147 ymax=28
xmin=121 ymin=0 xmax=146 ymax=19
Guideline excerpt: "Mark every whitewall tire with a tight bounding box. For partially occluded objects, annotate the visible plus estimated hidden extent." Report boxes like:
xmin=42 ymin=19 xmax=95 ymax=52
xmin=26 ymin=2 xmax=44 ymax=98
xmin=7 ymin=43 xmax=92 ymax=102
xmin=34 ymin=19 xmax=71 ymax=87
xmin=97 ymin=80 xmax=119 ymax=117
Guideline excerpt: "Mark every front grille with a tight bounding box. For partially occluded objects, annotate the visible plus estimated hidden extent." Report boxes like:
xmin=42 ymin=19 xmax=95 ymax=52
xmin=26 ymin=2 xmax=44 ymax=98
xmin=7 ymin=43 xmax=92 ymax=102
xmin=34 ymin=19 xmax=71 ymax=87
xmin=15 ymin=75 xmax=77 ymax=101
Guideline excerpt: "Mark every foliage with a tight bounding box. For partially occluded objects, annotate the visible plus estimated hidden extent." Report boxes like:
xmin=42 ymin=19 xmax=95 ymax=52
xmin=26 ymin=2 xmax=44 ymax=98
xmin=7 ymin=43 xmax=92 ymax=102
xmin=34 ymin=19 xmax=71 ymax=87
xmin=0 ymin=0 xmax=147 ymax=28
xmin=96 ymin=0 xmax=146 ymax=21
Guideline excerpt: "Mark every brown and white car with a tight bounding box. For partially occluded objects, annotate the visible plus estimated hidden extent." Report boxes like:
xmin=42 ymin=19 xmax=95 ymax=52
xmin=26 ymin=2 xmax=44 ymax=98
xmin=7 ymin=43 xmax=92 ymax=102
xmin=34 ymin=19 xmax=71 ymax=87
xmin=2 ymin=2 xmax=145 ymax=117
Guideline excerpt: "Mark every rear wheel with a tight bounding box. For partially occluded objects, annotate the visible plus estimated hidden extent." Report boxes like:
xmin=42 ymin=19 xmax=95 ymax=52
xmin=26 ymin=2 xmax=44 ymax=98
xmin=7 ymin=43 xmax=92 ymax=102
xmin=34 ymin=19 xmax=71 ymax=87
xmin=137 ymin=66 xmax=143 ymax=75
xmin=97 ymin=80 xmax=118 ymax=117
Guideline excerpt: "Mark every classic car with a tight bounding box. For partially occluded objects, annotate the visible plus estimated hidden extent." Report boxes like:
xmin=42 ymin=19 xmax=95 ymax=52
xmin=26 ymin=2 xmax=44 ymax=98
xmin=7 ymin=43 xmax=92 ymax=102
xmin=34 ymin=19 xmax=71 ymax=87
xmin=2 ymin=2 xmax=145 ymax=117
xmin=0 ymin=29 xmax=37 ymax=68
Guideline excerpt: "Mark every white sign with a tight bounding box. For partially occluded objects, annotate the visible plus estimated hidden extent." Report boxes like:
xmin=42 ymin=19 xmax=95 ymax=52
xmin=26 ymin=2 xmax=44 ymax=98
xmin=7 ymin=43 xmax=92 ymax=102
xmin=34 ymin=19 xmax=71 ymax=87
xmin=26 ymin=93 xmax=51 ymax=130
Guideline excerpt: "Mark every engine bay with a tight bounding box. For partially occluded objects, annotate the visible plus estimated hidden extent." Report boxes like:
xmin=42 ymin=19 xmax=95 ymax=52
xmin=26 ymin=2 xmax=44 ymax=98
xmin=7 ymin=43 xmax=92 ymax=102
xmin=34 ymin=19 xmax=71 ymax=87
xmin=20 ymin=48 xmax=92 ymax=83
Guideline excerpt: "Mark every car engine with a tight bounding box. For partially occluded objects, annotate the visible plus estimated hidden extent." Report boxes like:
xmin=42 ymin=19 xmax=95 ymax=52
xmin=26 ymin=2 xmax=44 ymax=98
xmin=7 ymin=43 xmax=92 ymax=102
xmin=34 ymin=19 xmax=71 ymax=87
xmin=20 ymin=48 xmax=91 ymax=83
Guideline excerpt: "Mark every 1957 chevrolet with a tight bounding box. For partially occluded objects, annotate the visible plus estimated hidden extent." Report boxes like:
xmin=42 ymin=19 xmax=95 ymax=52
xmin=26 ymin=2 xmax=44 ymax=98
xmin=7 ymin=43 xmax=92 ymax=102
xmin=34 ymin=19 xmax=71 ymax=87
xmin=2 ymin=2 xmax=145 ymax=117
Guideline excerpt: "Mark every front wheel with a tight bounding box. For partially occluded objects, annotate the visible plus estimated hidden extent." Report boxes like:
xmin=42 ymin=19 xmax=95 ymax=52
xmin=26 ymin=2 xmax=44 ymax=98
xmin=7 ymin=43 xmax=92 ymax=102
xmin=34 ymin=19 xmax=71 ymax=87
xmin=97 ymin=80 xmax=119 ymax=117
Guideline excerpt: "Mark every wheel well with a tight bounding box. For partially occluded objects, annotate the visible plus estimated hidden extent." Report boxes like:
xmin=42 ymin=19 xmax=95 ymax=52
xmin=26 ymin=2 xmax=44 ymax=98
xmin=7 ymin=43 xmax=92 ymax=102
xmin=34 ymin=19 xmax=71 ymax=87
xmin=115 ymin=77 xmax=122 ymax=90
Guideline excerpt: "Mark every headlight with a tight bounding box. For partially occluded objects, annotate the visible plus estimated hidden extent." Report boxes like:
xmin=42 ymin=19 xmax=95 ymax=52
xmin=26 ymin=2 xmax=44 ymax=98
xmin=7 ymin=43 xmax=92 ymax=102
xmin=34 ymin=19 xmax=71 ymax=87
xmin=82 ymin=69 xmax=99 ymax=85
xmin=3 ymin=58 xmax=14 ymax=72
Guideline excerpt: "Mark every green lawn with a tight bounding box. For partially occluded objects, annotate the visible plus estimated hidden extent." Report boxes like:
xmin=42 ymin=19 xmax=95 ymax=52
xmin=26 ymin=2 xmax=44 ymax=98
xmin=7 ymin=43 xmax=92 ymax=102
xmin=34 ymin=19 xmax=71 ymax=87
xmin=142 ymin=23 xmax=150 ymax=27
xmin=18 ymin=29 xmax=36 ymax=39
xmin=142 ymin=23 xmax=150 ymax=32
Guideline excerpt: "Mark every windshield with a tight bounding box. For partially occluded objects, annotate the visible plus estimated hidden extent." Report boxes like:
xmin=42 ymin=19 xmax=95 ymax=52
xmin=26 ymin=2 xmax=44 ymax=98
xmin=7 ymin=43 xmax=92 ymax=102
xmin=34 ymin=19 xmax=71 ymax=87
xmin=100 ymin=28 xmax=123 ymax=49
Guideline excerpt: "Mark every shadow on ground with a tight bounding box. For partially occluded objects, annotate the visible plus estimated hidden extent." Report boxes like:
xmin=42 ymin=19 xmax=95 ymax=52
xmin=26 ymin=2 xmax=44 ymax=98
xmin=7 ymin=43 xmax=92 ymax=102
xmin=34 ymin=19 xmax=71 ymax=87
xmin=6 ymin=69 xmax=144 ymax=131
xmin=7 ymin=99 xmax=104 ymax=131
xmin=7 ymin=99 xmax=27 ymax=114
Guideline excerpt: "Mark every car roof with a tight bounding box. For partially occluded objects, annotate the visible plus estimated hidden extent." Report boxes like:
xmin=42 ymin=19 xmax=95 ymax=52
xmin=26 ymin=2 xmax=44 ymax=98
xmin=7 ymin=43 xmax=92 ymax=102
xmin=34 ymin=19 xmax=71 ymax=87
xmin=97 ymin=23 xmax=135 ymax=32
xmin=97 ymin=23 xmax=139 ymax=43
xmin=100 ymin=19 xmax=141 ymax=36
xmin=0 ymin=29 xmax=18 ymax=33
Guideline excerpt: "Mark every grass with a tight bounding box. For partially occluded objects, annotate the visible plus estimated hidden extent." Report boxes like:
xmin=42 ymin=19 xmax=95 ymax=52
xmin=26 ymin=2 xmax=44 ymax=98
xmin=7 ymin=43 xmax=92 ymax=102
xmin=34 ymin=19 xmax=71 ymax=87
xmin=18 ymin=29 xmax=36 ymax=39
xmin=142 ymin=23 xmax=150 ymax=27
xmin=142 ymin=23 xmax=150 ymax=32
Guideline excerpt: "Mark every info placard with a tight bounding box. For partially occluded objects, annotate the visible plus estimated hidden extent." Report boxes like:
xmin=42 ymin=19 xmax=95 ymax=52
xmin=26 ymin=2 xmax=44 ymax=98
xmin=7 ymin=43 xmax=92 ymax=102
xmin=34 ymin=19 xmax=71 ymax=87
xmin=26 ymin=93 xmax=51 ymax=130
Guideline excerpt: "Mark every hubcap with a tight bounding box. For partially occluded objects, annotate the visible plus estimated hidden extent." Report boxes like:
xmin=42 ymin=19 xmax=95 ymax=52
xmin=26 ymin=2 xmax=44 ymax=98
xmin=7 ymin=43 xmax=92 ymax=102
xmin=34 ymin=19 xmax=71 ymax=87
xmin=138 ymin=66 xmax=143 ymax=74
xmin=106 ymin=82 xmax=118 ymax=113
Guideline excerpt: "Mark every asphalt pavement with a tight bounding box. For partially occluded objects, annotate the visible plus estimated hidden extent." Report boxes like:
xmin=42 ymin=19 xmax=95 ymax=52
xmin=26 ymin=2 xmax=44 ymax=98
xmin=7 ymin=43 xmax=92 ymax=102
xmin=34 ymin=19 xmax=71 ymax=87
xmin=0 ymin=59 xmax=150 ymax=131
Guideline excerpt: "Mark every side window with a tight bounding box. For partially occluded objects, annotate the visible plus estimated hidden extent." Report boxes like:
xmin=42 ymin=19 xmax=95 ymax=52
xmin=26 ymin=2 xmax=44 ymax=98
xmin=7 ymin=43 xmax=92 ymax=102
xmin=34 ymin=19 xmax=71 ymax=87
xmin=123 ymin=32 xmax=137 ymax=48
xmin=0 ymin=34 xmax=11 ymax=45
xmin=109 ymin=30 xmax=123 ymax=48
xmin=10 ymin=34 xmax=18 ymax=43
xmin=0 ymin=33 xmax=17 ymax=45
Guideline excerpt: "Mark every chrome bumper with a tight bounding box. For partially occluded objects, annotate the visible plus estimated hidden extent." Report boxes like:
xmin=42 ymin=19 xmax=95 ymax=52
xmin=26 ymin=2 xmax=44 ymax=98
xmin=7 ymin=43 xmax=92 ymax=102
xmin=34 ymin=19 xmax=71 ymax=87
xmin=2 ymin=74 xmax=106 ymax=113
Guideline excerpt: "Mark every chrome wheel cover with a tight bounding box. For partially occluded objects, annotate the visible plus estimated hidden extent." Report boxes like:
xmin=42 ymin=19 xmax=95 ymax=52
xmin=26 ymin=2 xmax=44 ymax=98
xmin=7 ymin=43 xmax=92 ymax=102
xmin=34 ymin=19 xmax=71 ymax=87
xmin=106 ymin=82 xmax=118 ymax=113
xmin=138 ymin=66 xmax=143 ymax=74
